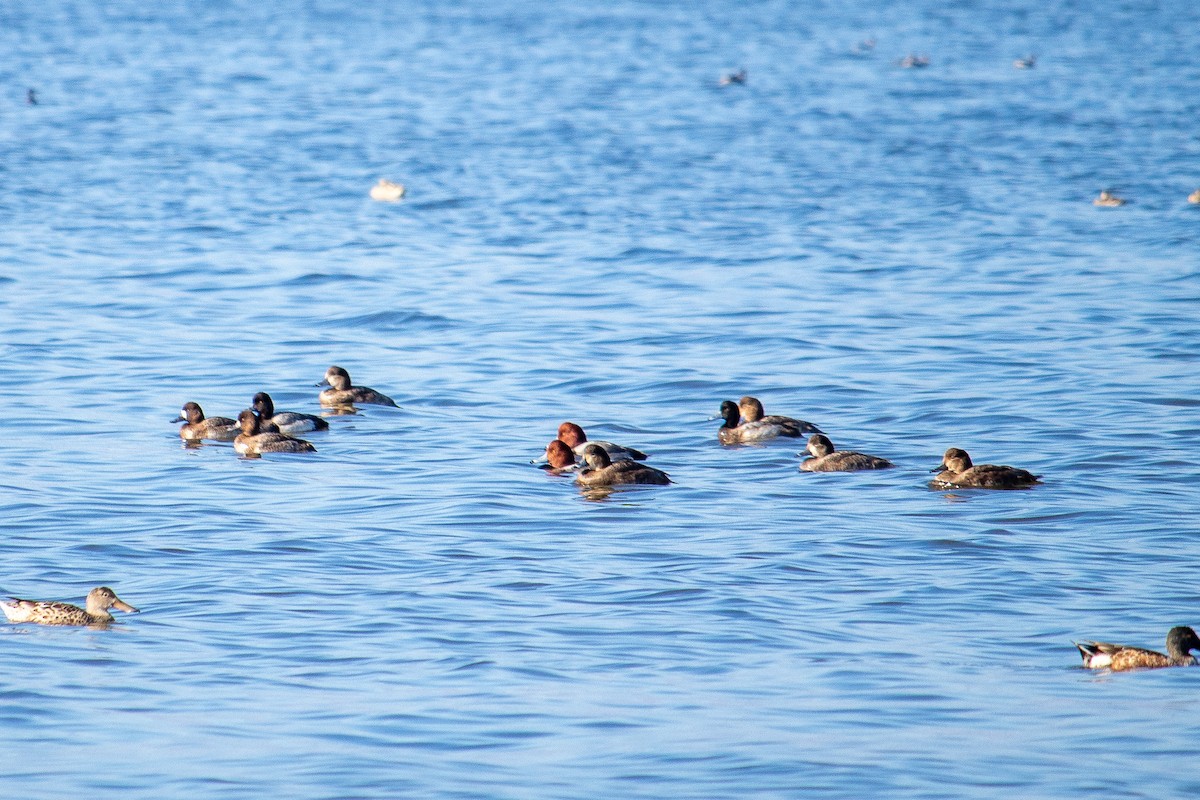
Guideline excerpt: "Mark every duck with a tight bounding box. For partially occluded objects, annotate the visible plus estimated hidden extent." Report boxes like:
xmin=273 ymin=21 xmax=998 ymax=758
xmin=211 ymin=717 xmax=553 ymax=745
xmin=555 ymin=421 xmax=647 ymax=462
xmin=930 ymin=447 xmax=1040 ymax=489
xmin=234 ymin=409 xmax=317 ymax=456
xmin=800 ymin=434 xmax=894 ymax=472
xmin=172 ymin=402 xmax=239 ymax=442
xmin=576 ymin=444 xmax=671 ymax=487
xmin=719 ymin=69 xmax=747 ymax=86
xmin=537 ymin=439 xmax=578 ymax=473
xmin=369 ymin=179 xmax=406 ymax=201
xmin=252 ymin=391 xmax=329 ymax=434
xmin=2 ymin=586 xmax=139 ymax=626
xmin=898 ymin=54 xmax=930 ymax=68
xmin=316 ymin=366 xmax=398 ymax=407
xmin=717 ymin=397 xmax=823 ymax=444
xmin=1093 ymin=190 xmax=1126 ymax=207
xmin=1012 ymin=55 xmax=1036 ymax=69
xmin=1075 ymin=626 xmax=1200 ymax=671
xmin=1188 ymin=189 xmax=1200 ymax=204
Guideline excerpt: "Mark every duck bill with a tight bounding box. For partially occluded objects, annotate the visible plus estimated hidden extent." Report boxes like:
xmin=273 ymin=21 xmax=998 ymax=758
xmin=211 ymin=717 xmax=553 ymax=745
xmin=113 ymin=600 xmax=140 ymax=614
xmin=315 ymin=379 xmax=330 ymax=387
xmin=170 ymin=415 xmax=184 ymax=423
xmin=929 ymin=464 xmax=947 ymax=473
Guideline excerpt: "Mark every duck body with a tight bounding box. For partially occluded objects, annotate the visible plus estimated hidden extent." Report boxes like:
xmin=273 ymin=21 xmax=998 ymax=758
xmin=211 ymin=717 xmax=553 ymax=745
xmin=930 ymin=448 xmax=1040 ymax=489
xmin=576 ymin=444 xmax=671 ymax=487
xmin=1094 ymin=190 xmax=1126 ymax=207
xmin=252 ymin=392 xmax=329 ymax=434
xmin=1188 ymin=189 xmax=1200 ymax=204
xmin=556 ymin=421 xmax=647 ymax=462
xmin=717 ymin=397 xmax=822 ymax=444
xmin=369 ymin=179 xmax=406 ymax=201
xmin=173 ymin=402 xmax=238 ymax=442
xmin=317 ymin=366 xmax=398 ymax=407
xmin=800 ymin=434 xmax=894 ymax=472
xmin=538 ymin=439 xmax=578 ymax=474
xmin=2 ymin=587 xmax=139 ymax=626
xmin=234 ymin=409 xmax=317 ymax=455
xmin=1075 ymin=626 xmax=1200 ymax=671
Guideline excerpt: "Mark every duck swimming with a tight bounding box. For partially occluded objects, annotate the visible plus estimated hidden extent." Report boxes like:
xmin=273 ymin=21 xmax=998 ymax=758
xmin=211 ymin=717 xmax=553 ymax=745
xmin=1093 ymin=190 xmax=1126 ymax=207
xmin=173 ymin=402 xmax=238 ymax=442
xmin=234 ymin=409 xmax=317 ymax=456
xmin=576 ymin=444 xmax=671 ymax=487
xmin=317 ymin=366 xmax=398 ymax=407
xmin=252 ymin=391 xmax=329 ymax=434
xmin=800 ymin=434 xmax=894 ymax=472
xmin=717 ymin=397 xmax=823 ymax=444
xmin=1075 ymin=626 xmax=1200 ymax=671
xmin=538 ymin=439 xmax=578 ymax=473
xmin=930 ymin=447 xmax=1040 ymax=489
xmin=2 ymin=586 xmax=139 ymax=626
xmin=555 ymin=421 xmax=647 ymax=462
xmin=369 ymin=179 xmax=406 ymax=201
xmin=1188 ymin=189 xmax=1200 ymax=204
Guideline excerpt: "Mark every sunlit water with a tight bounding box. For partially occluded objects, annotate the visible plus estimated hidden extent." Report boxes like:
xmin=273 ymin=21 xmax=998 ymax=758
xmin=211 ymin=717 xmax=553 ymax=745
xmin=2 ymin=0 xmax=1199 ymax=797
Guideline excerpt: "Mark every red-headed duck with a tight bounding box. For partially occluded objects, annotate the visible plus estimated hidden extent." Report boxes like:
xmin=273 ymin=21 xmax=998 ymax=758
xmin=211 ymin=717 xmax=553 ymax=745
xmin=252 ymin=391 xmax=329 ymax=434
xmin=800 ymin=434 xmax=894 ymax=472
xmin=930 ymin=447 xmax=1040 ymax=489
xmin=576 ymin=444 xmax=671 ymax=487
xmin=2 ymin=587 xmax=139 ymax=627
xmin=555 ymin=421 xmax=648 ymax=462
xmin=537 ymin=439 xmax=577 ymax=474
xmin=173 ymin=402 xmax=238 ymax=442
xmin=316 ymin=366 xmax=397 ymax=407
xmin=1075 ymin=626 xmax=1200 ymax=671
xmin=234 ymin=409 xmax=317 ymax=456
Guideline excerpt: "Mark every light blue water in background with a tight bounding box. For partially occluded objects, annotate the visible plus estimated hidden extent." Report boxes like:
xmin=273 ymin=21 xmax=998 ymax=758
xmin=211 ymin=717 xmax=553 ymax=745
xmin=2 ymin=0 xmax=1199 ymax=797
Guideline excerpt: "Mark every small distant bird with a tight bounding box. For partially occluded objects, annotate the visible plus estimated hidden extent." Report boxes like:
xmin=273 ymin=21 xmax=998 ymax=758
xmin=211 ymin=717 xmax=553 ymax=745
xmin=1093 ymin=190 xmax=1126 ymax=207
xmin=853 ymin=38 xmax=877 ymax=55
xmin=369 ymin=179 xmax=406 ymax=202
xmin=26 ymin=88 xmax=37 ymax=105
xmin=1188 ymin=188 xmax=1200 ymax=204
xmin=898 ymin=54 xmax=930 ymax=69
xmin=1013 ymin=55 xmax=1037 ymax=69
xmin=1075 ymin=626 xmax=1200 ymax=671
xmin=719 ymin=69 xmax=747 ymax=86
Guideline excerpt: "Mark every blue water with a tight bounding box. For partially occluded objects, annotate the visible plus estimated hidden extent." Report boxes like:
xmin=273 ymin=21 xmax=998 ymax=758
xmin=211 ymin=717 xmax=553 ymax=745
xmin=2 ymin=0 xmax=1200 ymax=797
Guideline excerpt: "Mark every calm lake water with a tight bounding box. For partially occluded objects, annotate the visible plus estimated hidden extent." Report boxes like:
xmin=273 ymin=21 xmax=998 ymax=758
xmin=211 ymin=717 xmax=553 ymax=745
xmin=2 ymin=0 xmax=1199 ymax=797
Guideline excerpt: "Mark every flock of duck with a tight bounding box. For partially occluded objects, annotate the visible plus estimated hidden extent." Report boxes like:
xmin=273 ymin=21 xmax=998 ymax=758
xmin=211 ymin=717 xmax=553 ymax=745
xmin=4 ymin=376 xmax=1196 ymax=674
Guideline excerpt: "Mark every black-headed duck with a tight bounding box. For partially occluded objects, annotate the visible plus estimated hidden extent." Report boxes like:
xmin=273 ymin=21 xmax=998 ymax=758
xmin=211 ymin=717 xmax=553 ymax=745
xmin=1093 ymin=190 xmax=1126 ymax=207
xmin=173 ymin=402 xmax=238 ymax=442
xmin=800 ymin=434 xmax=894 ymax=472
xmin=369 ymin=179 xmax=406 ymax=201
xmin=930 ymin=447 xmax=1040 ymax=489
xmin=1075 ymin=626 xmax=1200 ymax=671
xmin=234 ymin=409 xmax=317 ymax=456
xmin=2 ymin=586 xmax=139 ymax=627
xmin=556 ymin=421 xmax=647 ymax=462
xmin=717 ymin=397 xmax=823 ymax=444
xmin=252 ymin=391 xmax=329 ymax=434
xmin=576 ymin=444 xmax=671 ymax=487
xmin=316 ymin=366 xmax=398 ymax=407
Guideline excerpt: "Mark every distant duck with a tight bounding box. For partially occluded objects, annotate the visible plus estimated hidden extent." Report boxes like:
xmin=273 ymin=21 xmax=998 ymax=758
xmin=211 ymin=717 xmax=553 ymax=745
xmin=538 ymin=439 xmax=578 ymax=473
xmin=1075 ymin=626 xmax=1200 ymax=671
xmin=234 ymin=409 xmax=317 ymax=456
xmin=930 ymin=447 xmax=1040 ymax=489
xmin=717 ymin=396 xmax=823 ymax=445
xmin=719 ymin=69 xmax=747 ymax=86
xmin=853 ymin=38 xmax=877 ymax=55
xmin=173 ymin=402 xmax=238 ymax=442
xmin=576 ymin=444 xmax=671 ymax=487
xmin=2 ymin=587 xmax=139 ymax=627
xmin=554 ymin=421 xmax=647 ymax=462
xmin=799 ymin=434 xmax=894 ymax=472
xmin=1188 ymin=188 xmax=1200 ymax=204
xmin=369 ymin=179 xmax=406 ymax=201
xmin=1013 ymin=55 xmax=1037 ymax=69
xmin=252 ymin=391 xmax=329 ymax=434
xmin=316 ymin=366 xmax=398 ymax=407
xmin=26 ymin=88 xmax=37 ymax=105
xmin=898 ymin=54 xmax=930 ymax=68
xmin=1093 ymin=190 xmax=1126 ymax=207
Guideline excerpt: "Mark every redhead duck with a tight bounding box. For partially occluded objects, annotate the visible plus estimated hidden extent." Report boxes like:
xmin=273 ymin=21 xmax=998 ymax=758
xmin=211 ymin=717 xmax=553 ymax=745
xmin=1093 ymin=190 xmax=1126 ymax=207
xmin=369 ymin=179 xmax=406 ymax=201
xmin=717 ymin=397 xmax=823 ymax=444
xmin=317 ymin=366 xmax=397 ymax=407
xmin=252 ymin=391 xmax=329 ymax=434
xmin=537 ymin=439 xmax=578 ymax=473
xmin=173 ymin=402 xmax=238 ymax=442
xmin=800 ymin=434 xmax=894 ymax=472
xmin=234 ymin=409 xmax=317 ymax=456
xmin=2 ymin=587 xmax=139 ymax=626
xmin=1075 ymin=626 xmax=1200 ymax=671
xmin=576 ymin=444 xmax=671 ymax=487
xmin=930 ymin=448 xmax=1040 ymax=489
xmin=555 ymin=421 xmax=648 ymax=462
